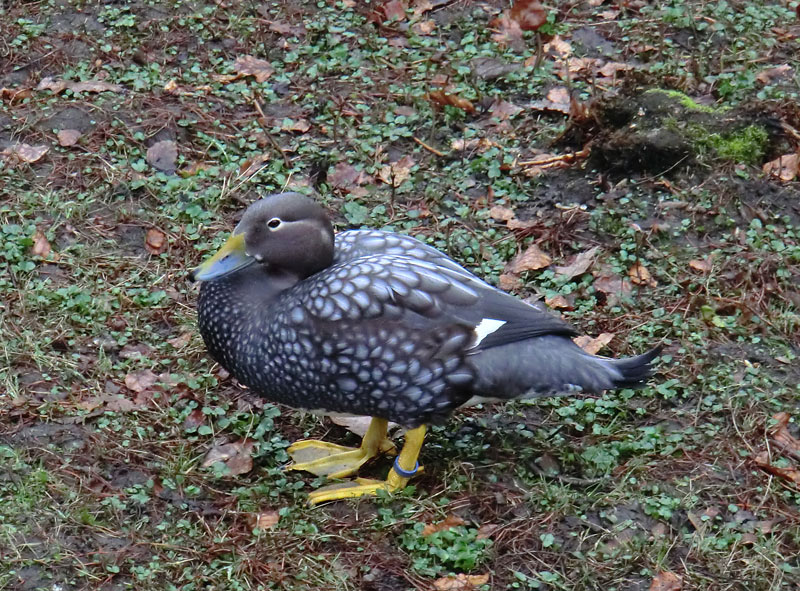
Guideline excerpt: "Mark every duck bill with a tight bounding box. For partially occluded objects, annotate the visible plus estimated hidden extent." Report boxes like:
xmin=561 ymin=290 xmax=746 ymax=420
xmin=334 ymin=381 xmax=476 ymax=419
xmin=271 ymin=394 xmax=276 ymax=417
xmin=190 ymin=233 xmax=255 ymax=281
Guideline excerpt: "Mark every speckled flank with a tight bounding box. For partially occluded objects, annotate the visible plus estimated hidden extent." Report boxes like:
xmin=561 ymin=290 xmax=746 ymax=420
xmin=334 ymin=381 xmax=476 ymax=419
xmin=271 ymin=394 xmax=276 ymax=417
xmin=196 ymin=195 xmax=659 ymax=427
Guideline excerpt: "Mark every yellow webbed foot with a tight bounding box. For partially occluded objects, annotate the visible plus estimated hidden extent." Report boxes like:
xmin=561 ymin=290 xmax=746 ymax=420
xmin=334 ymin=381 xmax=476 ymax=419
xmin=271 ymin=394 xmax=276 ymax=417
xmin=287 ymin=417 xmax=395 ymax=479
xmin=305 ymin=425 xmax=427 ymax=506
xmin=287 ymin=438 xmax=396 ymax=479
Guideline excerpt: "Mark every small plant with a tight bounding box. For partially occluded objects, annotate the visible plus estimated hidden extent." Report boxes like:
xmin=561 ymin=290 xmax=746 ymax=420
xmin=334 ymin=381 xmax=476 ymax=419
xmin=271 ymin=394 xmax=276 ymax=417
xmin=399 ymin=523 xmax=492 ymax=577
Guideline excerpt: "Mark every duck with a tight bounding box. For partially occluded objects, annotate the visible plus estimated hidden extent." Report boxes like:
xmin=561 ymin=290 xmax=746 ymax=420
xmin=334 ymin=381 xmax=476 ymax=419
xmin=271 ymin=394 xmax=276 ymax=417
xmin=191 ymin=192 xmax=660 ymax=504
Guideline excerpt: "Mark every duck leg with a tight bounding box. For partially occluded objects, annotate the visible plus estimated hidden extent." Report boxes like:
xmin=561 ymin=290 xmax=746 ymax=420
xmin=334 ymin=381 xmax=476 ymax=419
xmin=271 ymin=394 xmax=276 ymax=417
xmin=306 ymin=425 xmax=426 ymax=505
xmin=287 ymin=417 xmax=396 ymax=479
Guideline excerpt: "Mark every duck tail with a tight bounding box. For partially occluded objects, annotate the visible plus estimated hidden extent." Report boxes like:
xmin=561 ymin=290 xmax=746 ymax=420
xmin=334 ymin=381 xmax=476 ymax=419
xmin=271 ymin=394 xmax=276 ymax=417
xmin=605 ymin=345 xmax=663 ymax=389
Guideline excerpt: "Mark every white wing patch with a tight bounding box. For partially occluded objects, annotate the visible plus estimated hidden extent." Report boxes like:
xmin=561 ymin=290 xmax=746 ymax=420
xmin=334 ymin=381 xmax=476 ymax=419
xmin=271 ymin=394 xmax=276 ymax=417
xmin=472 ymin=318 xmax=506 ymax=347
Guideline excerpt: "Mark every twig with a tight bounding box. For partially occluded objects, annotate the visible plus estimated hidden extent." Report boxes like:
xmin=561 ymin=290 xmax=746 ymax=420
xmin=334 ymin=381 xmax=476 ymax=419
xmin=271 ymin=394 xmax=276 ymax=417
xmin=413 ymin=136 xmax=447 ymax=157
xmin=252 ymin=98 xmax=292 ymax=170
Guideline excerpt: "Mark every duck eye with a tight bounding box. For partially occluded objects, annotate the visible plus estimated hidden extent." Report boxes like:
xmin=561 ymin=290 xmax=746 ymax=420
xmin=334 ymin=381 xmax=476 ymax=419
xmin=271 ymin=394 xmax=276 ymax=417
xmin=267 ymin=217 xmax=282 ymax=229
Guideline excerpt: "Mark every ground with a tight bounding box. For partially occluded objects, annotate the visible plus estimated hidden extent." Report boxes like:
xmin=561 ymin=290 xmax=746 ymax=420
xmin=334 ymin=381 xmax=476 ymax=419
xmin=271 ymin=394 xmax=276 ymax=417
xmin=1 ymin=1 xmax=800 ymax=590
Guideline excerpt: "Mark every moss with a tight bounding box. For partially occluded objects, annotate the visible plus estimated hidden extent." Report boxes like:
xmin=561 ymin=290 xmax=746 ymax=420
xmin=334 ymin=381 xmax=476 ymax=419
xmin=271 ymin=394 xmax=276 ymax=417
xmin=686 ymin=123 xmax=769 ymax=164
xmin=644 ymin=88 xmax=719 ymax=113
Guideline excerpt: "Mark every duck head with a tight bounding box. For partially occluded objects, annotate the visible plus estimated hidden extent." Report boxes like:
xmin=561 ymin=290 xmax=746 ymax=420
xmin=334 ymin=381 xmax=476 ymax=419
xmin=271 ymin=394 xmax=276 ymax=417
xmin=191 ymin=192 xmax=335 ymax=281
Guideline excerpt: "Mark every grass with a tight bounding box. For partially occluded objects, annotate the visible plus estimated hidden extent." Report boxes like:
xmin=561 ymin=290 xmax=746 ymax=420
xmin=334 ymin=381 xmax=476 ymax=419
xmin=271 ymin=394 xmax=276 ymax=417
xmin=1 ymin=0 xmax=800 ymax=589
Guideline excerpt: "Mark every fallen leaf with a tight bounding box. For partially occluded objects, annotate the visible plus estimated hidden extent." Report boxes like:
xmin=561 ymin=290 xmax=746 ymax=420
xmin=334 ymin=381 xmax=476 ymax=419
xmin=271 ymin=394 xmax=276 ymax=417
xmin=378 ymin=155 xmax=415 ymax=186
xmin=57 ymin=129 xmax=81 ymax=146
xmin=411 ymin=20 xmax=436 ymax=35
xmin=330 ymin=415 xmax=399 ymax=438
xmin=489 ymin=99 xmax=524 ymax=120
xmin=507 ymin=243 xmax=552 ymax=273
xmin=167 ymin=332 xmax=193 ymax=349
xmin=756 ymin=64 xmax=793 ymax=85
xmin=124 ymin=369 xmax=158 ymax=393
xmin=146 ymin=140 xmax=178 ymax=173
xmin=233 ymin=56 xmax=275 ymax=83
xmin=37 ymin=76 xmax=123 ymax=94
xmin=0 ymin=87 xmax=33 ymax=103
xmin=475 ymin=523 xmax=500 ymax=539
xmin=119 ymin=343 xmax=153 ymax=359
xmin=411 ymin=0 xmax=433 ymax=17
xmin=554 ymin=246 xmax=600 ymax=279
xmin=762 ymin=153 xmax=799 ymax=182
xmin=381 ymin=0 xmax=408 ymax=21
xmin=470 ymin=57 xmax=521 ymax=80
xmin=511 ymin=0 xmax=548 ymax=31
xmin=543 ymin=36 xmax=572 ymax=59
xmin=202 ymin=439 xmax=256 ymax=476
xmin=770 ymin=412 xmax=800 ymax=460
xmin=649 ymin=571 xmax=682 ymax=591
xmin=545 ymin=294 xmax=571 ymax=309
xmin=629 ymin=262 xmax=657 ymax=287
xmin=529 ymin=86 xmax=572 ymax=114
xmin=251 ymin=510 xmax=280 ymax=530
xmin=689 ymin=258 xmax=713 ymax=273
xmin=574 ymin=332 xmax=614 ymax=355
xmin=498 ymin=273 xmax=523 ymax=291
xmin=593 ymin=274 xmax=633 ymax=305
xmin=1 ymin=143 xmax=50 ymax=164
xmin=329 ymin=162 xmax=374 ymax=191
xmin=183 ymin=408 xmax=206 ymax=430
xmin=239 ymin=153 xmax=271 ymax=178
xmin=422 ymin=514 xmax=466 ymax=536
xmin=428 ymin=90 xmax=475 ymax=113
xmin=489 ymin=205 xmax=515 ymax=222
xmin=280 ymin=118 xmax=311 ymax=133
xmin=268 ymin=21 xmax=306 ymax=37
xmin=145 ymin=228 xmax=167 ymax=255
xmin=31 ymin=229 xmax=51 ymax=257
xmin=433 ymin=573 xmax=490 ymax=590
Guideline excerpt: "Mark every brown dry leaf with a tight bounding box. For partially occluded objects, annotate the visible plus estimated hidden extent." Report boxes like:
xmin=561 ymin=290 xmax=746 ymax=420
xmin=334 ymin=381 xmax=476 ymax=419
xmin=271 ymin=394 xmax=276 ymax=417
xmin=280 ymin=118 xmax=311 ymax=133
xmin=689 ymin=258 xmax=713 ymax=273
xmin=202 ymin=439 xmax=256 ymax=476
xmin=763 ymin=153 xmax=799 ymax=182
xmin=179 ymin=161 xmax=210 ymax=178
xmin=428 ymin=90 xmax=475 ymax=113
xmin=239 ymin=153 xmax=271 ymax=178
xmin=124 ymin=369 xmax=158 ymax=393
xmin=433 ymin=573 xmax=490 ymax=591
xmin=167 ymin=332 xmax=193 ymax=349
xmin=329 ymin=162 xmax=374 ymax=191
xmin=507 ymin=244 xmax=552 ymax=273
xmin=0 ymin=87 xmax=33 ymax=103
xmin=756 ymin=64 xmax=793 ymax=85
xmin=543 ymin=36 xmax=572 ymax=59
xmin=755 ymin=451 xmax=800 ymax=484
xmin=269 ymin=21 xmax=306 ymax=37
xmin=530 ymin=86 xmax=571 ymax=114
xmin=412 ymin=0 xmax=433 ymax=16
xmin=251 ymin=510 xmax=280 ymax=530
xmin=412 ymin=20 xmax=436 ymax=35
xmin=475 ymin=523 xmax=500 ymax=540
xmin=380 ymin=0 xmax=408 ymax=21
xmin=31 ymin=229 xmax=51 ymax=257
xmin=144 ymin=228 xmax=167 ymax=255
xmin=629 ymin=262 xmax=656 ymax=287
xmin=498 ymin=273 xmax=523 ymax=291
xmin=451 ymin=137 xmax=498 ymax=153
xmin=545 ymin=294 xmax=571 ymax=309
xmin=491 ymin=12 xmax=524 ymax=48
xmin=422 ymin=514 xmax=466 ymax=536
xmin=510 ymin=0 xmax=548 ymax=31
xmin=37 ymin=77 xmax=69 ymax=93
xmin=104 ymin=395 xmax=139 ymax=412
xmin=597 ymin=61 xmax=635 ymax=77
xmin=57 ymin=129 xmax=81 ymax=147
xmin=650 ymin=571 xmax=682 ymax=591
xmin=330 ymin=415 xmax=398 ymax=438
xmin=770 ymin=412 xmax=800 ymax=460
xmin=489 ymin=205 xmax=515 ymax=222
xmin=119 ymin=343 xmax=153 ymax=359
xmin=183 ymin=408 xmax=206 ymax=430
xmin=146 ymin=140 xmax=178 ymax=173
xmin=593 ymin=274 xmax=633 ymax=305
xmin=574 ymin=333 xmax=614 ymax=355
xmin=2 ymin=143 xmax=50 ymax=164
xmin=489 ymin=99 xmax=524 ymax=120
xmin=378 ymin=155 xmax=415 ymax=186
xmin=554 ymin=246 xmax=599 ymax=279
xmin=70 ymin=80 xmax=124 ymax=94
xmin=233 ymin=56 xmax=275 ymax=83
